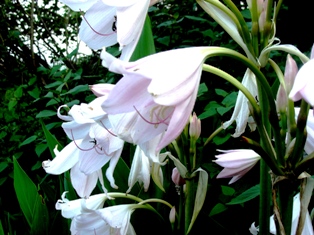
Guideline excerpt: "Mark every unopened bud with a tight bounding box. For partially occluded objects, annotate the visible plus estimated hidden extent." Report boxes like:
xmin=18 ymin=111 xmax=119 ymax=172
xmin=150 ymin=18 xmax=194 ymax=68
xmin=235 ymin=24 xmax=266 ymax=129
xmin=169 ymin=206 xmax=176 ymax=224
xmin=284 ymin=54 xmax=298 ymax=93
xmin=189 ymin=112 xmax=201 ymax=140
xmin=276 ymin=85 xmax=287 ymax=113
xmin=171 ymin=167 xmax=185 ymax=186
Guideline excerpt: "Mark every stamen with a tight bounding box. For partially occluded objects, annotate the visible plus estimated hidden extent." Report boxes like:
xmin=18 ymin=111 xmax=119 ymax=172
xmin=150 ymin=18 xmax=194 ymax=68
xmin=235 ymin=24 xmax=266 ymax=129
xmin=81 ymin=11 xmax=115 ymax=36
xmin=99 ymin=120 xmax=118 ymax=137
xmin=71 ymin=129 xmax=94 ymax=151
xmin=133 ymin=105 xmax=172 ymax=126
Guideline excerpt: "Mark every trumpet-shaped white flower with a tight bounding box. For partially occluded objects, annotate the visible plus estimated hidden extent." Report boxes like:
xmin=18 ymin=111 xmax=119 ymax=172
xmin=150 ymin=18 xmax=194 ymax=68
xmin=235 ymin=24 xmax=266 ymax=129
xmin=70 ymin=204 xmax=138 ymax=235
xmin=61 ymin=0 xmax=153 ymax=61
xmin=214 ymin=149 xmax=261 ymax=184
xmin=100 ymin=47 xmax=212 ymax=152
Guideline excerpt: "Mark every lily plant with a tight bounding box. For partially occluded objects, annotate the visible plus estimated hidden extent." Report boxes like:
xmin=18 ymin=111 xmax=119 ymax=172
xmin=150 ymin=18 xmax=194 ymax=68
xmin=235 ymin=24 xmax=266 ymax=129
xmin=39 ymin=0 xmax=314 ymax=234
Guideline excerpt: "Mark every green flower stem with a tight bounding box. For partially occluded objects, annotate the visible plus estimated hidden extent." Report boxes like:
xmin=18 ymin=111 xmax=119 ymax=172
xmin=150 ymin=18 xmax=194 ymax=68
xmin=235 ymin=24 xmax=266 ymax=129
xmin=259 ymin=159 xmax=271 ymax=235
xmin=289 ymin=100 xmax=310 ymax=167
xmin=184 ymin=177 xmax=197 ymax=234
xmin=277 ymin=180 xmax=295 ymax=235
xmin=138 ymin=198 xmax=173 ymax=209
xmin=204 ymin=125 xmax=224 ymax=146
xmin=274 ymin=0 xmax=284 ymax=23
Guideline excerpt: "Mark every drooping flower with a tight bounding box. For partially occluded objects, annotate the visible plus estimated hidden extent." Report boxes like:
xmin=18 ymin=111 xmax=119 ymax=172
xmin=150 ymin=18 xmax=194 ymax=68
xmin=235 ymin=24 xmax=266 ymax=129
xmin=100 ymin=47 xmax=212 ymax=152
xmin=42 ymin=96 xmax=124 ymax=197
xmin=61 ymin=0 xmax=154 ymax=61
xmin=289 ymin=59 xmax=314 ymax=106
xmin=214 ymin=149 xmax=261 ymax=184
xmin=70 ymin=204 xmax=138 ymax=235
xmin=223 ymin=69 xmax=258 ymax=137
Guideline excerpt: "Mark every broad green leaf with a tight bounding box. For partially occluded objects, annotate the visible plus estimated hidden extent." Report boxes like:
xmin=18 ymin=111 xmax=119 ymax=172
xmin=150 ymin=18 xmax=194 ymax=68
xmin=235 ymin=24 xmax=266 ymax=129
xmin=36 ymin=110 xmax=56 ymax=118
xmin=226 ymin=184 xmax=260 ymax=205
xmin=198 ymin=109 xmax=217 ymax=120
xmin=13 ymin=157 xmax=48 ymax=234
xmin=221 ymin=91 xmax=237 ymax=107
xmin=187 ymin=168 xmax=208 ymax=234
xmin=213 ymin=133 xmax=231 ymax=145
xmin=130 ymin=15 xmax=156 ymax=61
xmin=44 ymin=80 xmax=63 ymax=89
xmin=215 ymin=88 xmax=228 ymax=97
xmin=221 ymin=185 xmax=235 ymax=196
xmin=14 ymin=86 xmax=23 ymax=98
xmin=61 ymin=84 xmax=89 ymax=96
xmin=8 ymin=100 xmax=17 ymax=111
xmin=40 ymin=119 xmax=63 ymax=157
xmin=35 ymin=143 xmax=48 ymax=157
xmin=217 ymin=106 xmax=233 ymax=116
xmin=0 ymin=220 xmax=4 ymax=235
xmin=197 ymin=83 xmax=208 ymax=97
xmin=19 ymin=135 xmax=37 ymax=147
xmin=209 ymin=203 xmax=228 ymax=217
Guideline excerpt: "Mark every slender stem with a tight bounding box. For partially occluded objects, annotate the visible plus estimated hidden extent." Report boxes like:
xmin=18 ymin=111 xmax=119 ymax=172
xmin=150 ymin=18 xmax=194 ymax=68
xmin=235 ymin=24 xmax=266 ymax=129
xmin=204 ymin=125 xmax=224 ymax=146
xmin=184 ymin=178 xmax=196 ymax=234
xmin=138 ymin=198 xmax=173 ymax=209
xmin=259 ymin=160 xmax=271 ymax=235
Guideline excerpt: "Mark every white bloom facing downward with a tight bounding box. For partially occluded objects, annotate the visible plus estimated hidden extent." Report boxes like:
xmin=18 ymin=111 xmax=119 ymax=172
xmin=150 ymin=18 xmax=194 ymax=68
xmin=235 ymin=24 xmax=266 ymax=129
xmin=223 ymin=69 xmax=258 ymax=137
xmin=70 ymin=204 xmax=138 ymax=235
xmin=214 ymin=149 xmax=261 ymax=184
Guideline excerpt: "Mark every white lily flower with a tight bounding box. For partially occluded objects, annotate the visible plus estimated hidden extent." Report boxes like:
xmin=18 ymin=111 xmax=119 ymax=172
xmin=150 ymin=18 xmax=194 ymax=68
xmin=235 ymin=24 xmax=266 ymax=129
xmin=223 ymin=69 xmax=258 ymax=137
xmin=214 ymin=149 xmax=261 ymax=184
xmin=61 ymin=0 xmax=152 ymax=61
xmin=70 ymin=204 xmax=138 ymax=235
xmin=55 ymin=192 xmax=107 ymax=219
xmin=43 ymin=95 xmax=124 ymax=197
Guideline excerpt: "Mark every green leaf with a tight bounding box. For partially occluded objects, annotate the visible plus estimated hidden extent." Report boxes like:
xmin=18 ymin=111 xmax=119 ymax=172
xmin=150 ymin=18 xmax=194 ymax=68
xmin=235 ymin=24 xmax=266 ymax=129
xmin=35 ymin=143 xmax=48 ymax=157
xmin=198 ymin=109 xmax=217 ymax=120
xmin=8 ymin=100 xmax=17 ymax=111
xmin=221 ymin=91 xmax=237 ymax=107
xmin=61 ymin=84 xmax=89 ymax=96
xmin=0 ymin=219 xmax=4 ymax=235
xmin=197 ymin=83 xmax=208 ymax=97
xmin=213 ymin=133 xmax=231 ymax=145
xmin=217 ymin=106 xmax=233 ymax=116
xmin=130 ymin=15 xmax=156 ymax=61
xmin=19 ymin=135 xmax=37 ymax=147
xmin=226 ymin=184 xmax=260 ymax=205
xmin=215 ymin=88 xmax=228 ymax=97
xmin=40 ymin=120 xmax=63 ymax=157
xmin=14 ymin=86 xmax=23 ymax=98
xmin=0 ymin=162 xmax=8 ymax=173
xmin=157 ymin=36 xmax=170 ymax=46
xmin=221 ymin=185 xmax=235 ymax=196
xmin=13 ymin=157 xmax=48 ymax=234
xmin=36 ymin=110 xmax=56 ymax=118
xmin=209 ymin=203 xmax=228 ymax=217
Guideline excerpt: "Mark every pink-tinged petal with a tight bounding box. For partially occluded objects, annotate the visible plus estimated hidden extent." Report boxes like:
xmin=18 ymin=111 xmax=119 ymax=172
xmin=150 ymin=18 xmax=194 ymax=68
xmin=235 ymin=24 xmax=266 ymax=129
xmin=78 ymin=2 xmax=117 ymax=50
xmin=71 ymin=163 xmax=99 ymax=197
xmin=157 ymin=88 xmax=197 ymax=151
xmin=60 ymin=0 xmax=98 ymax=11
xmin=289 ymin=59 xmax=314 ymax=106
xmin=71 ymin=211 xmax=110 ymax=233
xmin=43 ymin=141 xmax=80 ymax=174
xmin=89 ymin=83 xmax=115 ymax=97
xmin=102 ymin=75 xmax=152 ymax=114
xmin=61 ymin=122 xmax=91 ymax=140
xmin=78 ymin=147 xmax=111 ymax=174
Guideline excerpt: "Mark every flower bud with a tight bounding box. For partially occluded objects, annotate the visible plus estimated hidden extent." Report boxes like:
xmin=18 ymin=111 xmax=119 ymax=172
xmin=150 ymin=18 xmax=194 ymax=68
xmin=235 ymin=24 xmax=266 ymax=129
xmin=284 ymin=54 xmax=298 ymax=93
xmin=171 ymin=167 xmax=185 ymax=186
xmin=169 ymin=206 xmax=176 ymax=224
xmin=276 ymin=85 xmax=287 ymax=113
xmin=189 ymin=112 xmax=201 ymax=140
